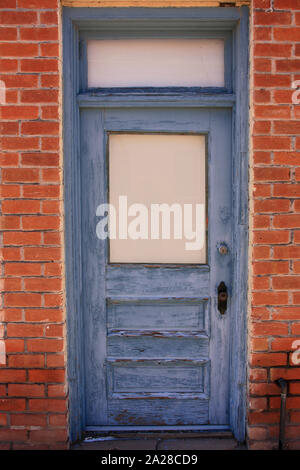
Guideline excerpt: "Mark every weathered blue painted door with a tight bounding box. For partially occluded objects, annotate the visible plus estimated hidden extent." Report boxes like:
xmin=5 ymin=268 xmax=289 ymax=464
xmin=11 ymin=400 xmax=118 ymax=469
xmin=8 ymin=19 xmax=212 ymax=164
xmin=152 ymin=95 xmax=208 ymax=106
xmin=80 ymin=107 xmax=232 ymax=428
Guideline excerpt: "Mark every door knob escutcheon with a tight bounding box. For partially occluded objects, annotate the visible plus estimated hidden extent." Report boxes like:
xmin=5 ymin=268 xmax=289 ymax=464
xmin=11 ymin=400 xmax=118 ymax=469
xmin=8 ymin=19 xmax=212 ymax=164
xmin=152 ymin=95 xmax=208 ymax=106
xmin=218 ymin=281 xmax=228 ymax=315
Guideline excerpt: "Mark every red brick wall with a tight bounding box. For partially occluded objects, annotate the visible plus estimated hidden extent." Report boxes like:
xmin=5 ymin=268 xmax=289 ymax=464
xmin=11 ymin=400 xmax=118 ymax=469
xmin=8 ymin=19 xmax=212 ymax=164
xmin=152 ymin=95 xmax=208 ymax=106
xmin=0 ymin=0 xmax=300 ymax=450
xmin=0 ymin=0 xmax=67 ymax=449
xmin=249 ymin=0 xmax=300 ymax=450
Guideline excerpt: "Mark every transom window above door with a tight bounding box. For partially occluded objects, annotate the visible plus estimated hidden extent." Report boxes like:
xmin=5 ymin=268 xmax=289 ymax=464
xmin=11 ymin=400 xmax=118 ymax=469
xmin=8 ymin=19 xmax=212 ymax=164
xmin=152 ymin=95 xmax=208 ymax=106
xmin=78 ymin=28 xmax=233 ymax=93
xmin=87 ymin=38 xmax=225 ymax=88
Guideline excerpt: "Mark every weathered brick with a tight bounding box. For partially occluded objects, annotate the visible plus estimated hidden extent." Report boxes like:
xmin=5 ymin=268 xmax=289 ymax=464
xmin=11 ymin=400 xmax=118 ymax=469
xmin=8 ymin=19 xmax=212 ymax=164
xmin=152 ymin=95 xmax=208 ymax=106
xmin=8 ymin=384 xmax=45 ymax=397
xmin=8 ymin=354 xmax=44 ymax=368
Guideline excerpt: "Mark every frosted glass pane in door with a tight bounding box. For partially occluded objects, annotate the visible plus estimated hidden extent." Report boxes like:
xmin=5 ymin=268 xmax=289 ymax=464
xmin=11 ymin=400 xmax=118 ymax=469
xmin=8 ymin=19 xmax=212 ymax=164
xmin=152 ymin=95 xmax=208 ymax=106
xmin=109 ymin=133 xmax=207 ymax=264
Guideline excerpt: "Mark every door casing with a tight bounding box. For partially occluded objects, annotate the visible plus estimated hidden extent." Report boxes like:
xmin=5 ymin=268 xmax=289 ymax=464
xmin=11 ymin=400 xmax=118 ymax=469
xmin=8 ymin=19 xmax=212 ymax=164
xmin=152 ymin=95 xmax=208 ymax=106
xmin=63 ymin=6 xmax=249 ymax=443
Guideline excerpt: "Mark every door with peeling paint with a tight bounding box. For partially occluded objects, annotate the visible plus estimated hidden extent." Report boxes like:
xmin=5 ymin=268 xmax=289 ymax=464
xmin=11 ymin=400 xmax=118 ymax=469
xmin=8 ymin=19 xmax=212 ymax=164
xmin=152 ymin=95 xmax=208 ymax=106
xmin=80 ymin=106 xmax=233 ymax=430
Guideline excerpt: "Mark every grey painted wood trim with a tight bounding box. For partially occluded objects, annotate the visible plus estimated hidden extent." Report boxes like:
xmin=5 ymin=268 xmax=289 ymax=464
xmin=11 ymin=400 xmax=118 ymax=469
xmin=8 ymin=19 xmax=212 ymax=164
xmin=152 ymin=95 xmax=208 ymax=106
xmin=63 ymin=6 xmax=249 ymax=443
xmin=64 ymin=6 xmax=241 ymax=23
xmin=229 ymin=6 xmax=249 ymax=443
xmin=77 ymin=93 xmax=236 ymax=108
xmin=63 ymin=12 xmax=86 ymax=443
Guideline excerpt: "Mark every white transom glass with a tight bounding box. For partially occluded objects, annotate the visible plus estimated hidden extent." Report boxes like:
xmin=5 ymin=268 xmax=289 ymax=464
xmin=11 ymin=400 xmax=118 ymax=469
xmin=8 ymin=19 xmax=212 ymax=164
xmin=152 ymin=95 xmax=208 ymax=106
xmin=87 ymin=38 xmax=225 ymax=88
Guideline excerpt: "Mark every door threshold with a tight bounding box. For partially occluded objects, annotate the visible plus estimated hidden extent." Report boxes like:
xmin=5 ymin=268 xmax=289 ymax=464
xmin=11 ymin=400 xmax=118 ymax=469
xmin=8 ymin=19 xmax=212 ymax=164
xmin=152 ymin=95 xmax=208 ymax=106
xmin=85 ymin=425 xmax=232 ymax=440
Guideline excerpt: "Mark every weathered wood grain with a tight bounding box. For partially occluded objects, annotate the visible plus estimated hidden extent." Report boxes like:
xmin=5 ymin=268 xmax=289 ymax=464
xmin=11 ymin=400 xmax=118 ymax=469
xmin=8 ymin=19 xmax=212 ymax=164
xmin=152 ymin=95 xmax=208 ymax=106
xmin=107 ymin=298 xmax=208 ymax=331
xmin=108 ymin=361 xmax=207 ymax=394
xmin=107 ymin=399 xmax=209 ymax=426
xmin=107 ymin=335 xmax=209 ymax=359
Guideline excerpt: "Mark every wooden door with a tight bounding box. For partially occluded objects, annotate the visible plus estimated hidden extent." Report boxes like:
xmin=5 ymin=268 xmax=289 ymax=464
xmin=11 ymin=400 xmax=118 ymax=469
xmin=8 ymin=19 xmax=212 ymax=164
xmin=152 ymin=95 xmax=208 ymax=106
xmin=80 ymin=107 xmax=233 ymax=429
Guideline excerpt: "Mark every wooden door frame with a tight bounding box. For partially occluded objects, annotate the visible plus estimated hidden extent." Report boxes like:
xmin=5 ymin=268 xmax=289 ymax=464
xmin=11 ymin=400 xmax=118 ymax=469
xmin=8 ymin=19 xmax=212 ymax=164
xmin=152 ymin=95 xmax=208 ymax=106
xmin=62 ymin=6 xmax=249 ymax=443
